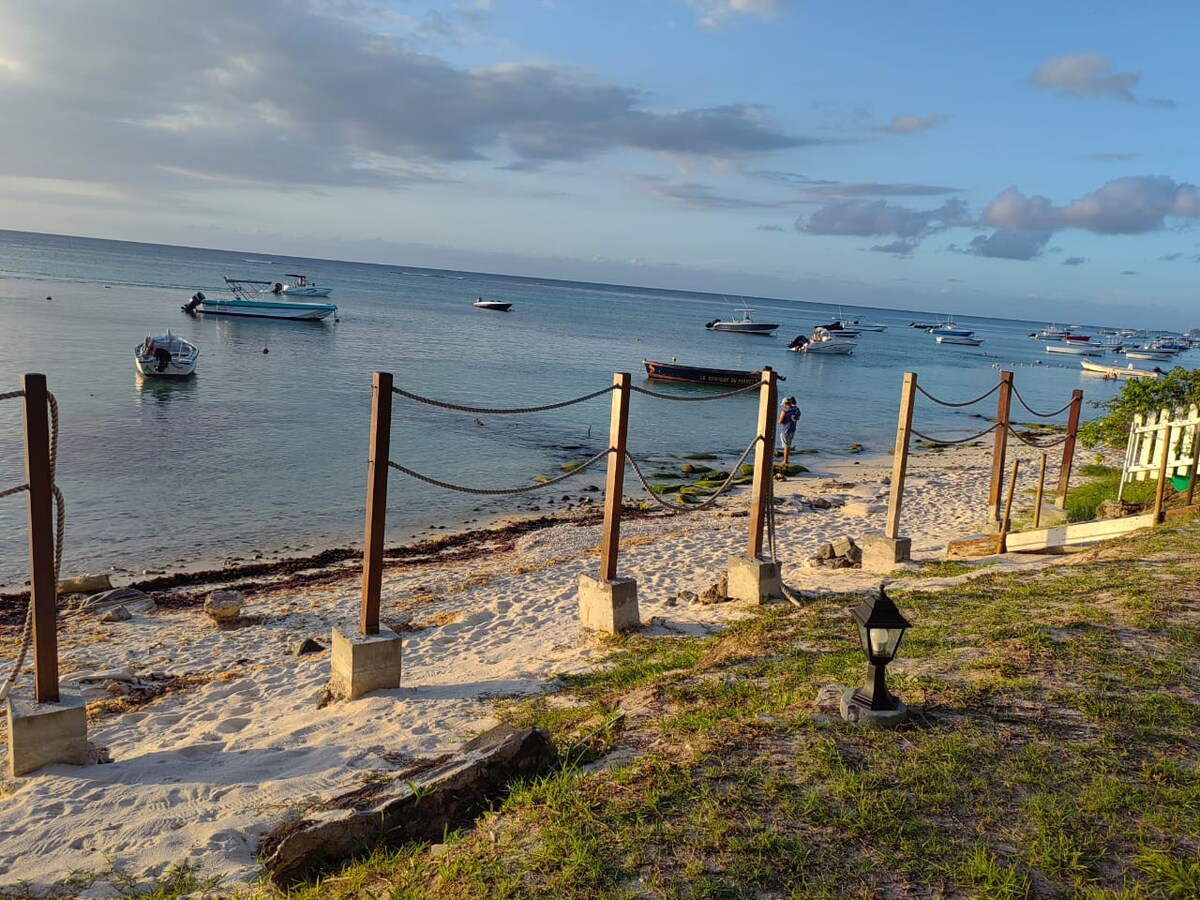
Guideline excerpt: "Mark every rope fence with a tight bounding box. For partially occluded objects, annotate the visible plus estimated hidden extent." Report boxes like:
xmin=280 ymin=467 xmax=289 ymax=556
xmin=1011 ymin=384 xmax=1075 ymax=420
xmin=914 ymin=381 xmax=1001 ymax=409
xmin=388 ymin=447 xmax=610 ymax=496
xmin=391 ymin=384 xmax=614 ymax=415
xmin=624 ymin=438 xmax=760 ymax=514
xmin=628 ymin=382 xmax=762 ymax=402
xmin=910 ymin=423 xmax=1001 ymax=446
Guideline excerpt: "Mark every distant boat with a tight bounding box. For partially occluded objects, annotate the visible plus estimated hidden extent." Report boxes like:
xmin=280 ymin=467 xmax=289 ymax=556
xmin=473 ymin=297 xmax=513 ymax=312
xmin=135 ymin=330 xmax=198 ymax=378
xmin=834 ymin=317 xmax=887 ymax=332
xmin=1047 ymin=344 xmax=1104 ymax=357
xmin=273 ymin=274 xmax=332 ymax=298
xmin=1124 ymin=348 xmax=1174 ymax=361
xmin=1080 ymin=359 xmax=1161 ymax=380
xmin=936 ymin=334 xmax=983 ymax=346
xmin=1036 ymin=324 xmax=1070 ymax=340
xmin=643 ymin=359 xmax=782 ymax=386
xmin=788 ymin=326 xmax=857 ymax=355
xmin=181 ymin=278 xmax=337 ymax=321
xmin=705 ymin=307 xmax=780 ymax=335
xmin=929 ymin=320 xmax=974 ymax=338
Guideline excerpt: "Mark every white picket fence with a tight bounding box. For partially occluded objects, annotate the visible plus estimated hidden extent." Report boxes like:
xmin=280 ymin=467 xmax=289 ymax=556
xmin=1120 ymin=404 xmax=1200 ymax=497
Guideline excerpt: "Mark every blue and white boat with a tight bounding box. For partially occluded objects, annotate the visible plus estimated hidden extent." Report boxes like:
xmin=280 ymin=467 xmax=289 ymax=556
xmin=182 ymin=278 xmax=337 ymax=321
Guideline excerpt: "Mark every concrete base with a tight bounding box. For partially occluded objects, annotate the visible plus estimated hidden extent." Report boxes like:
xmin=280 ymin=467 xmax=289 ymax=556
xmin=330 ymin=626 xmax=403 ymax=700
xmin=578 ymin=575 xmax=640 ymax=633
xmin=861 ymin=534 xmax=912 ymax=574
xmin=6 ymin=694 xmax=88 ymax=777
xmin=726 ymin=555 xmax=783 ymax=604
xmin=839 ymin=689 xmax=908 ymax=729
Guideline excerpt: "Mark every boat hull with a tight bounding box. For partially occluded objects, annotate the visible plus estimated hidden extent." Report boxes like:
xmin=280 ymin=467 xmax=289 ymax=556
xmin=1080 ymin=360 xmax=1160 ymax=380
xmin=198 ymin=299 xmax=337 ymax=321
xmin=710 ymin=323 xmax=779 ymax=334
xmin=474 ymin=300 xmax=513 ymax=311
xmin=1124 ymin=350 xmax=1173 ymax=361
xmin=792 ymin=341 xmax=855 ymax=355
xmin=281 ymin=286 xmax=332 ymax=298
xmin=936 ymin=335 xmax=983 ymax=346
xmin=643 ymin=360 xmax=778 ymax=386
xmin=1046 ymin=344 xmax=1103 ymax=357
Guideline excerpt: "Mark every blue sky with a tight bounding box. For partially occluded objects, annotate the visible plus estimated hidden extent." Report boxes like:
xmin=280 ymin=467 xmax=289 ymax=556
xmin=1 ymin=0 xmax=1198 ymax=324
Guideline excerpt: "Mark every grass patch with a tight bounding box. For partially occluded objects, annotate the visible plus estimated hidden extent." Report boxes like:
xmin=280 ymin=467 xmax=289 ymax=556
xmin=1064 ymin=465 xmax=1160 ymax=521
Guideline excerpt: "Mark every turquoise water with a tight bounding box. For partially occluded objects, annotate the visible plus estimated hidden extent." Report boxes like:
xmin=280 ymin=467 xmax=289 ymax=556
xmin=0 ymin=230 xmax=1143 ymax=588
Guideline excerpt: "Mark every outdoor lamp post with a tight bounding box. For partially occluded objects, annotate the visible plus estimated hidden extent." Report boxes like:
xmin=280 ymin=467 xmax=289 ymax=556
xmin=840 ymin=586 xmax=911 ymax=726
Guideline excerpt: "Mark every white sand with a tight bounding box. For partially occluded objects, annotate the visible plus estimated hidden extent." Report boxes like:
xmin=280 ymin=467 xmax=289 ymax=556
xmin=0 ymin=440 xmax=1082 ymax=895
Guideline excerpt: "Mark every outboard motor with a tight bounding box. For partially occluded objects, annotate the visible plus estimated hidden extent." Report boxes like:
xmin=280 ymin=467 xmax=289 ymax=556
xmin=788 ymin=335 xmax=808 ymax=351
xmin=182 ymin=291 xmax=205 ymax=315
xmin=705 ymin=319 xmax=720 ymax=329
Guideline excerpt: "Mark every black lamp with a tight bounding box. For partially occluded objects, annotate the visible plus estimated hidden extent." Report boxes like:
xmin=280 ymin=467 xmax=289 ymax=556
xmin=850 ymin=586 xmax=910 ymax=712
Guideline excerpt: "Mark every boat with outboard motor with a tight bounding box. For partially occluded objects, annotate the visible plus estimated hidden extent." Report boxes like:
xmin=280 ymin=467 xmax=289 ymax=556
xmin=936 ymin=334 xmax=983 ymax=346
xmin=1080 ymin=359 xmax=1161 ymax=380
xmin=135 ymin=330 xmax=198 ymax=378
xmin=473 ymin=297 xmax=513 ymax=311
xmin=273 ymin=274 xmax=332 ymax=297
xmin=788 ymin=326 xmax=857 ymax=355
xmin=182 ymin=278 xmax=338 ymax=321
xmin=1046 ymin=344 xmax=1104 ymax=357
xmin=643 ymin=359 xmax=783 ymax=386
xmin=705 ymin=307 xmax=780 ymax=335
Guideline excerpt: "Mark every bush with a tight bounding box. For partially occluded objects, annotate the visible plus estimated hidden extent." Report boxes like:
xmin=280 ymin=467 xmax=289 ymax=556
xmin=1079 ymin=367 xmax=1200 ymax=448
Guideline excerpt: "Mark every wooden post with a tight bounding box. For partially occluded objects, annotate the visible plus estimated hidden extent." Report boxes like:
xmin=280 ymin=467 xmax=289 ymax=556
xmin=21 ymin=374 xmax=59 ymax=703
xmin=999 ymin=458 xmax=1020 ymax=553
xmin=884 ymin=372 xmax=918 ymax=540
xmin=747 ymin=367 xmax=779 ymax=559
xmin=599 ymin=372 xmax=631 ymax=581
xmin=1186 ymin=421 xmax=1200 ymax=507
xmin=1153 ymin=423 xmax=1172 ymax=524
xmin=987 ymin=371 xmax=1014 ymax=528
xmin=360 ymin=372 xmax=393 ymax=636
xmin=1033 ymin=452 xmax=1047 ymax=529
xmin=1054 ymin=389 xmax=1084 ymax=510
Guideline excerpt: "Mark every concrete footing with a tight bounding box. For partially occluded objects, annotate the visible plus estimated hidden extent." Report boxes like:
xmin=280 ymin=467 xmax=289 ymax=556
xmin=6 ymin=694 xmax=88 ymax=777
xmin=839 ymin=689 xmax=908 ymax=729
xmin=578 ymin=575 xmax=639 ymax=633
xmin=861 ymin=535 xmax=912 ymax=574
xmin=330 ymin=626 xmax=403 ymax=700
xmin=726 ymin=555 xmax=783 ymax=604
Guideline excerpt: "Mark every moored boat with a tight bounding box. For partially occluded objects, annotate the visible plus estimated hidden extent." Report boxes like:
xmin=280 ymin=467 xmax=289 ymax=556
xmin=1124 ymin=348 xmax=1174 ymax=361
xmin=1080 ymin=359 xmax=1161 ymax=380
xmin=473 ymin=297 xmax=513 ymax=311
xmin=135 ymin=330 xmax=198 ymax=378
xmin=705 ymin=307 xmax=780 ymax=335
xmin=788 ymin=326 xmax=857 ymax=354
xmin=1046 ymin=344 xmax=1104 ymax=357
xmin=642 ymin=359 xmax=783 ymax=386
xmin=182 ymin=278 xmax=338 ymax=321
xmin=274 ymin=274 xmax=332 ymax=297
xmin=935 ymin=334 xmax=983 ymax=346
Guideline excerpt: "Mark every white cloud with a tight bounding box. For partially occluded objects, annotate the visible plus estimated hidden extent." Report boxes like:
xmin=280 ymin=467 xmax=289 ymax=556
xmin=689 ymin=0 xmax=786 ymax=30
xmin=1029 ymin=53 xmax=1173 ymax=106
xmin=983 ymin=177 xmax=1200 ymax=235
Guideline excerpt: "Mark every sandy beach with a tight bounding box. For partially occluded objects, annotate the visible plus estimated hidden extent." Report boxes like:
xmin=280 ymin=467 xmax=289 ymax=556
xmin=0 ymin=438 xmax=1086 ymax=895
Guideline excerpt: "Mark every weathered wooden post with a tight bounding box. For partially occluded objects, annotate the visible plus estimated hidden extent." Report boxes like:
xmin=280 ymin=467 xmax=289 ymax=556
xmin=579 ymin=372 xmax=639 ymax=632
xmin=7 ymin=374 xmax=88 ymax=777
xmin=1153 ymin=423 xmax=1172 ymax=524
xmin=986 ymin=371 xmax=1013 ymax=530
xmin=1186 ymin=419 xmax=1200 ymax=508
xmin=728 ymin=367 xmax=783 ymax=603
xmin=331 ymin=372 xmax=402 ymax=700
xmin=998 ymin=458 xmax=1020 ymax=553
xmin=864 ymin=372 xmax=917 ymax=573
xmin=1054 ymin=389 xmax=1083 ymax=510
xmin=1033 ymin=452 xmax=1047 ymax=529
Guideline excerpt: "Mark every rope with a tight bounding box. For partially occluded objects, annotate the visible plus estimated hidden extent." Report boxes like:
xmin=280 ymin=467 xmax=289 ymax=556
xmin=624 ymin=438 xmax=760 ymax=514
xmin=0 ymin=483 xmax=28 ymax=501
xmin=628 ymin=382 xmax=763 ymax=402
xmin=388 ymin=447 xmax=610 ymax=495
xmin=1005 ymin=425 xmax=1069 ymax=449
xmin=914 ymin=382 xmax=1001 ymax=408
xmin=1010 ymin=385 xmax=1074 ymax=419
xmin=0 ymin=390 xmax=24 ymax=402
xmin=392 ymin=385 xmax=614 ymax=415
xmin=910 ymin=423 xmax=1001 ymax=446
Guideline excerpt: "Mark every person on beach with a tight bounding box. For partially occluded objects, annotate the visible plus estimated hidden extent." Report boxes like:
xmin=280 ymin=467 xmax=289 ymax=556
xmin=778 ymin=396 xmax=800 ymax=465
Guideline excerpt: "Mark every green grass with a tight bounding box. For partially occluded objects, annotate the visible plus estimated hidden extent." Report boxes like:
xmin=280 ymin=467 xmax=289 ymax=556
xmin=1064 ymin=464 xmax=1160 ymax=521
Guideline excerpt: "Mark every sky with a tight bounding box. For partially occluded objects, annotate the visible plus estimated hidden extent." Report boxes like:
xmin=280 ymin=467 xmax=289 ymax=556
xmin=1 ymin=0 xmax=1199 ymax=325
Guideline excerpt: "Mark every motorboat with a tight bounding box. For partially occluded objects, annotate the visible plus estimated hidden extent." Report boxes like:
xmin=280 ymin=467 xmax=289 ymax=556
xmin=929 ymin=319 xmax=974 ymax=338
xmin=274 ymin=274 xmax=332 ymax=298
xmin=936 ymin=334 xmax=983 ymax=346
xmin=181 ymin=278 xmax=338 ymax=321
xmin=1124 ymin=348 xmax=1174 ymax=362
xmin=642 ymin=359 xmax=782 ymax=386
xmin=705 ymin=307 xmax=780 ymax=335
xmin=1046 ymin=344 xmax=1104 ymax=357
xmin=473 ymin=297 xmax=513 ymax=312
xmin=1080 ymin=360 xmax=1161 ymax=380
xmin=1035 ymin=324 xmax=1071 ymax=340
xmin=788 ymin=326 xmax=857 ymax=355
xmin=135 ymin=331 xmax=198 ymax=378
xmin=1062 ymin=333 xmax=1093 ymax=343
xmin=834 ymin=317 xmax=887 ymax=332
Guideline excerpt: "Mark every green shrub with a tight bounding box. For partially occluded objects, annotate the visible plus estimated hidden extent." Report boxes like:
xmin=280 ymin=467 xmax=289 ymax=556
xmin=1079 ymin=367 xmax=1200 ymax=448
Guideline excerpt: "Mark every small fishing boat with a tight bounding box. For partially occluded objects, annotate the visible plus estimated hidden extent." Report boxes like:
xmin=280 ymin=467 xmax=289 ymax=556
xmin=788 ymin=326 xmax=857 ymax=355
xmin=834 ymin=317 xmax=887 ymax=332
xmin=135 ymin=331 xmax=198 ymax=378
xmin=936 ymin=334 xmax=983 ymax=346
xmin=705 ymin=307 xmax=780 ymax=335
xmin=928 ymin=317 xmax=974 ymax=337
xmin=274 ymin=274 xmax=332 ymax=297
xmin=1080 ymin=360 xmax=1161 ymax=380
xmin=642 ymin=359 xmax=783 ymax=386
xmin=1035 ymin=324 xmax=1070 ymax=340
xmin=182 ymin=278 xmax=338 ymax=321
xmin=473 ymin=297 xmax=513 ymax=311
xmin=1124 ymin=348 xmax=1174 ymax=361
xmin=1062 ymin=333 xmax=1093 ymax=343
xmin=1046 ymin=344 xmax=1104 ymax=357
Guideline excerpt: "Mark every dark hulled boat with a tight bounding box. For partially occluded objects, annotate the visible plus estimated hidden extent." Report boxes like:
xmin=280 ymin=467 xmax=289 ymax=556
xmin=642 ymin=359 xmax=783 ymax=387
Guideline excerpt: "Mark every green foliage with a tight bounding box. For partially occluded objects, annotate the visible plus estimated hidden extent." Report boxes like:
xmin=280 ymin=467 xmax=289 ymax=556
xmin=1064 ymin=467 xmax=1159 ymax=521
xmin=1079 ymin=367 xmax=1200 ymax=448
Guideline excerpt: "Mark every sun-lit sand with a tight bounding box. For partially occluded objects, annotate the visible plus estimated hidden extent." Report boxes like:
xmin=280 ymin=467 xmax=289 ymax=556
xmin=0 ymin=439 xmax=1086 ymax=894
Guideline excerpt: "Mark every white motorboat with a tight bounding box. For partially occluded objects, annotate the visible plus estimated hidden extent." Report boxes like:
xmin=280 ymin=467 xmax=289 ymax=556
xmin=929 ymin=319 xmax=974 ymax=338
xmin=135 ymin=331 xmax=198 ymax=378
xmin=835 ymin=317 xmax=887 ymax=332
xmin=705 ymin=306 xmax=780 ymax=335
xmin=1124 ymin=348 xmax=1174 ymax=362
xmin=788 ymin=326 xmax=857 ymax=354
xmin=1080 ymin=360 xmax=1161 ymax=380
xmin=274 ymin=274 xmax=332 ymax=297
xmin=182 ymin=279 xmax=338 ymax=321
xmin=936 ymin=334 xmax=983 ymax=346
xmin=1046 ymin=344 xmax=1104 ymax=357
xmin=1036 ymin=324 xmax=1071 ymax=340
xmin=473 ymin=297 xmax=513 ymax=311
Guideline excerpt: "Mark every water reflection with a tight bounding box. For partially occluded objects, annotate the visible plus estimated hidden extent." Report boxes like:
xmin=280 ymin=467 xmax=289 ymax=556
xmin=134 ymin=373 xmax=198 ymax=407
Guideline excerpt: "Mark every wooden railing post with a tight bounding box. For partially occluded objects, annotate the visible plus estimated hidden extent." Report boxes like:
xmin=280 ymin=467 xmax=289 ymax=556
xmin=987 ymin=371 xmax=1014 ymax=529
xmin=999 ymin=458 xmax=1020 ymax=553
xmin=1186 ymin=421 xmax=1200 ymax=507
xmin=360 ymin=372 xmax=393 ymax=636
xmin=747 ymin=367 xmax=778 ymax=559
xmin=1033 ymin=452 xmax=1047 ymax=529
xmin=21 ymin=373 xmax=59 ymax=703
xmin=1054 ymin=389 xmax=1084 ymax=510
xmin=1153 ymin=423 xmax=1172 ymax=524
xmin=884 ymin=372 xmax=917 ymax=540
xmin=599 ymin=373 xmax=631 ymax=581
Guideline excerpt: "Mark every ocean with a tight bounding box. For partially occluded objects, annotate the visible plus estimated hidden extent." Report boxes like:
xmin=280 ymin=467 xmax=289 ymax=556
xmin=0 ymin=229 xmax=1142 ymax=589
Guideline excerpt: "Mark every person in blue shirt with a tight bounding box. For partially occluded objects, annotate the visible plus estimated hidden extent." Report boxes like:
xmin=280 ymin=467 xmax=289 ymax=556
xmin=778 ymin=396 xmax=801 ymax=466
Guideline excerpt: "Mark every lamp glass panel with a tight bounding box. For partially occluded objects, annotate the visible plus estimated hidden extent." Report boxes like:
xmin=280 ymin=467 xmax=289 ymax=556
xmin=868 ymin=626 xmax=905 ymax=659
